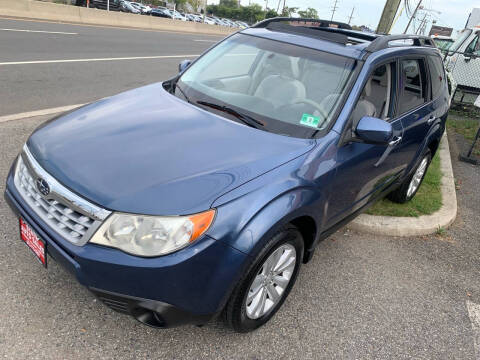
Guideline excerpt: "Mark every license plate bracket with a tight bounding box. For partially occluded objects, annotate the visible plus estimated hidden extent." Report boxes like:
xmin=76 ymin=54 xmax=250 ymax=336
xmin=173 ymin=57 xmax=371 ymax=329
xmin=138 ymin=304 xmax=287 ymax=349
xmin=19 ymin=218 xmax=47 ymax=268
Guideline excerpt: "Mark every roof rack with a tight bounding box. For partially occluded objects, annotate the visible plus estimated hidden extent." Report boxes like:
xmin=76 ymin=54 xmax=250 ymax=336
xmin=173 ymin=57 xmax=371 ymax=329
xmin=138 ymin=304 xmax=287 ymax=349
xmin=253 ymin=17 xmax=353 ymax=30
xmin=365 ymin=34 xmax=436 ymax=52
xmin=251 ymin=18 xmax=437 ymax=54
xmin=263 ymin=22 xmax=349 ymax=45
xmin=314 ymin=27 xmax=379 ymax=42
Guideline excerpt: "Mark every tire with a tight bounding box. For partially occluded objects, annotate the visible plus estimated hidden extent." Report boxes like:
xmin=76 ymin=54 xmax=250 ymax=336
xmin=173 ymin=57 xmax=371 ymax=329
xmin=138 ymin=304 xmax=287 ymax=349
xmin=388 ymin=150 xmax=432 ymax=203
xmin=224 ymin=225 xmax=304 ymax=333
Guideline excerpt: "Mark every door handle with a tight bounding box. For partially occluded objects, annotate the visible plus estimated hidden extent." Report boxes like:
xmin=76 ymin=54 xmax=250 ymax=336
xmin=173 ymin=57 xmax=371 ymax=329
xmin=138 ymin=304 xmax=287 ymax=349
xmin=388 ymin=136 xmax=402 ymax=146
xmin=375 ymin=136 xmax=402 ymax=167
xmin=427 ymin=116 xmax=436 ymax=125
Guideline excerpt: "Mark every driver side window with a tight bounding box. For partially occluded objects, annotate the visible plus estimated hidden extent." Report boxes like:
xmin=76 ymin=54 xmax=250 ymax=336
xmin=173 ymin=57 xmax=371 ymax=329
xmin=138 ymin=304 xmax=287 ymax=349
xmin=465 ymin=34 xmax=480 ymax=55
xmin=350 ymin=62 xmax=395 ymax=126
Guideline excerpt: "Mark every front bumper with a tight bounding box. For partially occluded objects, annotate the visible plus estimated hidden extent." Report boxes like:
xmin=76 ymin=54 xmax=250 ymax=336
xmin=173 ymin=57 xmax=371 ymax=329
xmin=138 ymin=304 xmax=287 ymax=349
xmin=4 ymin=171 xmax=248 ymax=327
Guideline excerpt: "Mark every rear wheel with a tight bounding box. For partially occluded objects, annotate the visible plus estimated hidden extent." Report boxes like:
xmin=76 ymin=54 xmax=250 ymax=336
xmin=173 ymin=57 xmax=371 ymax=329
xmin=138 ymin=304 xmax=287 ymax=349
xmin=224 ymin=226 xmax=304 ymax=333
xmin=388 ymin=151 xmax=431 ymax=203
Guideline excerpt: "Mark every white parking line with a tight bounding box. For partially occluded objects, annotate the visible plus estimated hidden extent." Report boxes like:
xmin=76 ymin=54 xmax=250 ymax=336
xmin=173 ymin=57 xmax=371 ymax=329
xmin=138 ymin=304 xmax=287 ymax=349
xmin=0 ymin=104 xmax=85 ymax=124
xmin=467 ymin=300 xmax=480 ymax=359
xmin=0 ymin=54 xmax=199 ymax=66
xmin=0 ymin=28 xmax=78 ymax=35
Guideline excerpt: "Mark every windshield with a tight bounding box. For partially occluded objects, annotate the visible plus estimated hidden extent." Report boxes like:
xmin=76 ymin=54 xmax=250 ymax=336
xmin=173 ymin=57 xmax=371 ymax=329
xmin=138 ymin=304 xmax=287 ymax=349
xmin=176 ymin=34 xmax=357 ymax=138
xmin=434 ymin=38 xmax=453 ymax=50
xmin=449 ymin=29 xmax=473 ymax=53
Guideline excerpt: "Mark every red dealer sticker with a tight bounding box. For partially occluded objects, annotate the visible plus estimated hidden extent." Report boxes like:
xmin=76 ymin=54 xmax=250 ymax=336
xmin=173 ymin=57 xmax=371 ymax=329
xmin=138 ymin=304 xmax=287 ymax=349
xmin=20 ymin=218 xmax=46 ymax=267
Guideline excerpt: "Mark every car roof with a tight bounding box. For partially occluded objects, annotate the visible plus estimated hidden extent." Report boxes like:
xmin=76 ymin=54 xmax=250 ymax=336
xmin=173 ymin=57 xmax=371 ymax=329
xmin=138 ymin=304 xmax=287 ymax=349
xmin=240 ymin=18 xmax=439 ymax=61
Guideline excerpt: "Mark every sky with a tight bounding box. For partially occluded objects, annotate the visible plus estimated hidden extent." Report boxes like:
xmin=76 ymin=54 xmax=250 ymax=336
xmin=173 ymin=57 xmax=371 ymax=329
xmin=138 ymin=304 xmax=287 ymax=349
xmin=229 ymin=0 xmax=478 ymax=35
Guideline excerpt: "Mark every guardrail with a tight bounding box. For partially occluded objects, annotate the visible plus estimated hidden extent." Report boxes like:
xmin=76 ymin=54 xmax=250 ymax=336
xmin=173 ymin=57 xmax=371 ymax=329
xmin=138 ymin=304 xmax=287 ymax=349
xmin=0 ymin=0 xmax=235 ymax=35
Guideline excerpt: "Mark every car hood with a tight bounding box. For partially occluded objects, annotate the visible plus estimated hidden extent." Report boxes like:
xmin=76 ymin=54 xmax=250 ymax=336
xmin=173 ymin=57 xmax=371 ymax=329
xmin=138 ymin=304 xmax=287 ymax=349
xmin=27 ymin=83 xmax=315 ymax=215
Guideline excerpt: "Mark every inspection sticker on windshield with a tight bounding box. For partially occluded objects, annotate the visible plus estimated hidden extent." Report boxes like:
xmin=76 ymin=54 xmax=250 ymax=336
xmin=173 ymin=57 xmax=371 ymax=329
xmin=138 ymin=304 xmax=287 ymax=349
xmin=300 ymin=113 xmax=320 ymax=128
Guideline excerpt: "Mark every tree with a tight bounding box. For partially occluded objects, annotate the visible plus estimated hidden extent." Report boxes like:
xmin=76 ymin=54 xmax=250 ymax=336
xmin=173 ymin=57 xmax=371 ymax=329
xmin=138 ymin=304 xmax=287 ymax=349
xmin=297 ymin=7 xmax=319 ymax=19
xmin=207 ymin=3 xmax=265 ymax=24
xmin=219 ymin=0 xmax=239 ymax=7
xmin=281 ymin=6 xmax=298 ymax=17
xmin=265 ymin=8 xmax=279 ymax=19
xmin=188 ymin=0 xmax=202 ymax=12
xmin=171 ymin=0 xmax=187 ymax=8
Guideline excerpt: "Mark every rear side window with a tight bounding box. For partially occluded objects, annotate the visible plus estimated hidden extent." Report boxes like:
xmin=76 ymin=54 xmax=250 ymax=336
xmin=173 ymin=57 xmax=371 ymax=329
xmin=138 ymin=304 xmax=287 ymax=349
xmin=428 ymin=56 xmax=446 ymax=100
xmin=398 ymin=59 xmax=428 ymax=114
xmin=349 ymin=62 xmax=396 ymax=126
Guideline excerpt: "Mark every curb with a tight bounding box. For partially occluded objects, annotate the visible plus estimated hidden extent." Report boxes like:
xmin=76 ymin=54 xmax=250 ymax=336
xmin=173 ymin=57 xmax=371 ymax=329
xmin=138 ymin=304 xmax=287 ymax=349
xmin=348 ymin=133 xmax=457 ymax=237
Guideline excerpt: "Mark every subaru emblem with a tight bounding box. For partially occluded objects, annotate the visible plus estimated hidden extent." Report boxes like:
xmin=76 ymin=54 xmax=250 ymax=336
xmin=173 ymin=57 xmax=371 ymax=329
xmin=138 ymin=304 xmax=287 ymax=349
xmin=36 ymin=178 xmax=50 ymax=196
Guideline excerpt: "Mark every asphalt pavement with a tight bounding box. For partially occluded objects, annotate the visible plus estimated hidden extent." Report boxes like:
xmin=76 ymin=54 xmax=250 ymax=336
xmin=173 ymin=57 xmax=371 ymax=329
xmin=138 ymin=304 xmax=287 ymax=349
xmin=0 ymin=17 xmax=223 ymax=116
xmin=0 ymin=17 xmax=480 ymax=360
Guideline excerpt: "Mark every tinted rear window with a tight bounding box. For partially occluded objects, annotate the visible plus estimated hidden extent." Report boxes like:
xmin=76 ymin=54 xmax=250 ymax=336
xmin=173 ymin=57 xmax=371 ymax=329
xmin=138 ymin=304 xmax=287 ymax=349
xmin=428 ymin=56 xmax=446 ymax=100
xmin=398 ymin=59 xmax=428 ymax=114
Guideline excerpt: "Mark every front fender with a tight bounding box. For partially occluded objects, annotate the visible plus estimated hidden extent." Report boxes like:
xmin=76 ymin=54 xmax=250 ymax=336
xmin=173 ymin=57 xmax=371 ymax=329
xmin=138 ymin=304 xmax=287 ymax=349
xmin=208 ymin=186 xmax=324 ymax=256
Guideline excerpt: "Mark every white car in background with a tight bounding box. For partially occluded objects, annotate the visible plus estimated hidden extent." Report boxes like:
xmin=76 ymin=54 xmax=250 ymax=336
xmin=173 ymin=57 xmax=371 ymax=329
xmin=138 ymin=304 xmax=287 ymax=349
xmin=120 ymin=0 xmax=140 ymax=14
xmin=444 ymin=26 xmax=480 ymax=97
xmin=169 ymin=10 xmax=186 ymax=21
xmin=130 ymin=2 xmax=151 ymax=14
xmin=204 ymin=17 xmax=216 ymax=25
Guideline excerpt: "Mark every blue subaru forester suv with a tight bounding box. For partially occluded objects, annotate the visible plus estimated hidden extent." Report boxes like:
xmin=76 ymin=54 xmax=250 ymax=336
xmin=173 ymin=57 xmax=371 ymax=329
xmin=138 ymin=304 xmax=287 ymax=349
xmin=5 ymin=18 xmax=449 ymax=332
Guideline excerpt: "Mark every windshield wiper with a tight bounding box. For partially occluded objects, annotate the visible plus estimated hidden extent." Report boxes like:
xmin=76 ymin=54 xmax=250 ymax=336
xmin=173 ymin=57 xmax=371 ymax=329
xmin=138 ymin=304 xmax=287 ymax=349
xmin=197 ymin=101 xmax=265 ymax=129
xmin=175 ymin=83 xmax=191 ymax=103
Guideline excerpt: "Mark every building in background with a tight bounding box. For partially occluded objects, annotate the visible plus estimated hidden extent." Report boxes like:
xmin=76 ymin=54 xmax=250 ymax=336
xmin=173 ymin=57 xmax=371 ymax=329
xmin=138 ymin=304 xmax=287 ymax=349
xmin=429 ymin=25 xmax=453 ymax=37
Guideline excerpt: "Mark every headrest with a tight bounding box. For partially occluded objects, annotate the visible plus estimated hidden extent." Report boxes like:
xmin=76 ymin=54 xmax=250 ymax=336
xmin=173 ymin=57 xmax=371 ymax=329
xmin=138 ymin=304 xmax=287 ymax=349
xmin=263 ymin=53 xmax=299 ymax=79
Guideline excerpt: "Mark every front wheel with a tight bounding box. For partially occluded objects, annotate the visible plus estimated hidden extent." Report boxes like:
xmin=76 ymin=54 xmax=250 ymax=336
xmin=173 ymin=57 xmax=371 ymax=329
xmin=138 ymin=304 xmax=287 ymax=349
xmin=388 ymin=151 xmax=432 ymax=203
xmin=224 ymin=226 xmax=304 ymax=333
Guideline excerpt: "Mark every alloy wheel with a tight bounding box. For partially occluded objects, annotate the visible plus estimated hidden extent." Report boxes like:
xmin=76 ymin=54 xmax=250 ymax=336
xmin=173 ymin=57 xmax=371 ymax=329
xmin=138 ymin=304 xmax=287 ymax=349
xmin=407 ymin=156 xmax=428 ymax=198
xmin=245 ymin=244 xmax=296 ymax=319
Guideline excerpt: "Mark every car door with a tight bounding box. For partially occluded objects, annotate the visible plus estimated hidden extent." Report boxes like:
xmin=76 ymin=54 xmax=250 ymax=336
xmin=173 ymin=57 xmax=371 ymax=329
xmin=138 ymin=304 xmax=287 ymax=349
xmin=395 ymin=57 xmax=434 ymax=171
xmin=450 ymin=31 xmax=480 ymax=90
xmin=326 ymin=61 xmax=406 ymax=227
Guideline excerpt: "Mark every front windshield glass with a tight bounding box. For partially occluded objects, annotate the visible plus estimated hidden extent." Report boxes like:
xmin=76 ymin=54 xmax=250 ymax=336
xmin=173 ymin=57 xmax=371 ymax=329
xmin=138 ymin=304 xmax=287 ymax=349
xmin=176 ymin=34 xmax=357 ymax=138
xmin=434 ymin=38 xmax=453 ymax=50
xmin=449 ymin=29 xmax=473 ymax=53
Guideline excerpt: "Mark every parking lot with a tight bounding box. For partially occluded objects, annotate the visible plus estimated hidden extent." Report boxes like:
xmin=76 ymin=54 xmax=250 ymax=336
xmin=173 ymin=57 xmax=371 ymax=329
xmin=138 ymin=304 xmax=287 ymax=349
xmin=1 ymin=17 xmax=480 ymax=359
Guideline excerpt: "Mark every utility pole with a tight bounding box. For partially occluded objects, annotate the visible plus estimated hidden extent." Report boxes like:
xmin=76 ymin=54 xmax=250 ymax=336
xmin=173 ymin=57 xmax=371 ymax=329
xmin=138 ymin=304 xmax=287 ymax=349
xmin=203 ymin=0 xmax=207 ymax=22
xmin=347 ymin=6 xmax=354 ymax=24
xmin=107 ymin=0 xmax=109 ymax=11
xmin=282 ymin=0 xmax=286 ymax=16
xmin=416 ymin=12 xmax=428 ymax=34
xmin=404 ymin=0 xmax=423 ymax=34
xmin=330 ymin=0 xmax=338 ymax=21
xmin=376 ymin=0 xmax=401 ymax=34
xmin=276 ymin=0 xmax=282 ymax=13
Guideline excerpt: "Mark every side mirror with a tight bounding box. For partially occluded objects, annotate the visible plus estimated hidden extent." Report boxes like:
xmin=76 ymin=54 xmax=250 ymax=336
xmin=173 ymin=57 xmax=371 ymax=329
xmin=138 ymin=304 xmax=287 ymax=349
xmin=464 ymin=52 xmax=478 ymax=61
xmin=355 ymin=116 xmax=393 ymax=145
xmin=178 ymin=59 xmax=192 ymax=73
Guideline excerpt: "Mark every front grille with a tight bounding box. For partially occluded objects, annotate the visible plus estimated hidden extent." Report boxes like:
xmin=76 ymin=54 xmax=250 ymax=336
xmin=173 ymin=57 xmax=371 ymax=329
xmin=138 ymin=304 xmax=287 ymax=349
xmin=13 ymin=146 xmax=111 ymax=246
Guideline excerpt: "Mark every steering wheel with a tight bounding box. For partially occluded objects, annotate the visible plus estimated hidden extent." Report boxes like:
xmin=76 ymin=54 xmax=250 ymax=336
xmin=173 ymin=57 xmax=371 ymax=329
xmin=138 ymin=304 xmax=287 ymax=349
xmin=292 ymin=99 xmax=329 ymax=122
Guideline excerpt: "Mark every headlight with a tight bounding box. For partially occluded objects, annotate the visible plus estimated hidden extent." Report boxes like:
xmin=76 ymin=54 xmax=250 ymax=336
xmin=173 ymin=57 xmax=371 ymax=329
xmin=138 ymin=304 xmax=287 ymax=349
xmin=89 ymin=210 xmax=215 ymax=257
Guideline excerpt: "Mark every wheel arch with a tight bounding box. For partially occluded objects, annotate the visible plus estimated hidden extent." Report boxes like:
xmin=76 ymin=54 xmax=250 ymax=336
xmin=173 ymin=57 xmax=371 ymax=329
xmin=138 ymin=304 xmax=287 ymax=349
xmin=290 ymin=215 xmax=318 ymax=263
xmin=427 ymin=136 xmax=441 ymax=156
